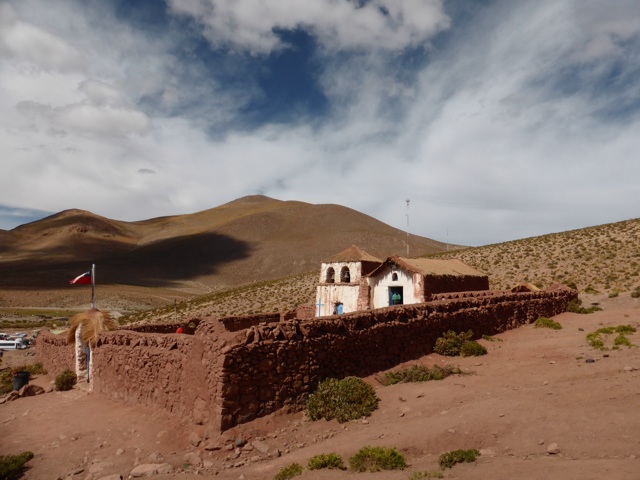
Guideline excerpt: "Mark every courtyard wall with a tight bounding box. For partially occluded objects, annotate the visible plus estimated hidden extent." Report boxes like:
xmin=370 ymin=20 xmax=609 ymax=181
xmin=35 ymin=286 xmax=577 ymax=432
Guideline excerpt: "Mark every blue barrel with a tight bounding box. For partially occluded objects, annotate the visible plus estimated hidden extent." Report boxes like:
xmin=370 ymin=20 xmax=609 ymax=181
xmin=13 ymin=371 xmax=30 ymax=391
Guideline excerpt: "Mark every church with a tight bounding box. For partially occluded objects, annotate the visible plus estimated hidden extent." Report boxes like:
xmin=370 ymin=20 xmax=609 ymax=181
xmin=315 ymin=245 xmax=489 ymax=317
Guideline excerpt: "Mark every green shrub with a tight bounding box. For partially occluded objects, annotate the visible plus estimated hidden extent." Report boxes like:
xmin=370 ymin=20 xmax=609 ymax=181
xmin=306 ymin=377 xmax=379 ymax=423
xmin=587 ymin=325 xmax=637 ymax=350
xmin=55 ymin=369 xmax=77 ymax=391
xmin=0 ymin=451 xmax=34 ymax=479
xmin=631 ymin=290 xmax=640 ymax=298
xmin=567 ymin=299 xmax=602 ymax=314
xmin=534 ymin=317 xmax=562 ymax=330
xmin=381 ymin=364 xmax=461 ymax=385
xmin=349 ymin=446 xmax=407 ymax=472
xmin=460 ymin=340 xmax=487 ymax=357
xmin=438 ymin=449 xmax=480 ymax=469
xmin=434 ymin=330 xmax=473 ymax=356
xmin=273 ymin=463 xmax=303 ymax=480
xmin=614 ymin=334 xmax=632 ymax=347
xmin=307 ymin=453 xmax=345 ymax=470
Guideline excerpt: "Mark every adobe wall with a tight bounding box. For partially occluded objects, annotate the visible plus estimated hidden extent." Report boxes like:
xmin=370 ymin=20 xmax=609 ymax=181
xmin=218 ymin=287 xmax=576 ymax=429
xmin=424 ymin=274 xmax=490 ymax=296
xmin=35 ymin=286 xmax=577 ymax=433
xmin=90 ymin=320 xmax=240 ymax=431
xmin=35 ymin=330 xmax=75 ymax=377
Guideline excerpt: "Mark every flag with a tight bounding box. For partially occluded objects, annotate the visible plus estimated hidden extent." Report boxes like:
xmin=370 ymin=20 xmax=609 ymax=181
xmin=70 ymin=271 xmax=92 ymax=285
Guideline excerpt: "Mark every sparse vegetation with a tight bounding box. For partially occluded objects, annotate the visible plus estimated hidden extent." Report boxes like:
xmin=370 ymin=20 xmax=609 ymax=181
xmin=460 ymin=340 xmax=488 ymax=357
xmin=408 ymin=471 xmax=444 ymax=479
xmin=349 ymin=446 xmax=407 ymax=472
xmin=434 ymin=330 xmax=486 ymax=357
xmin=482 ymin=335 xmax=503 ymax=342
xmin=0 ymin=363 xmax=47 ymax=395
xmin=0 ymin=451 xmax=34 ymax=479
xmin=534 ymin=317 xmax=563 ymax=330
xmin=306 ymin=377 xmax=379 ymax=423
xmin=307 ymin=453 xmax=345 ymax=470
xmin=380 ymin=364 xmax=462 ymax=385
xmin=273 ymin=463 xmax=303 ymax=480
xmin=438 ymin=449 xmax=480 ymax=469
xmin=434 ymin=330 xmax=473 ymax=356
xmin=55 ymin=369 xmax=77 ymax=391
xmin=587 ymin=325 xmax=637 ymax=350
xmin=567 ymin=299 xmax=602 ymax=314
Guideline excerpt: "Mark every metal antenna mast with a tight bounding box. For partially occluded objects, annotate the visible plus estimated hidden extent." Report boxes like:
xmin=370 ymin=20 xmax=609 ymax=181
xmin=406 ymin=199 xmax=410 ymax=256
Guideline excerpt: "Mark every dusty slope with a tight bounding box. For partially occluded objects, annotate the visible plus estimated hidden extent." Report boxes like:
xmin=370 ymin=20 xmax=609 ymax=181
xmin=3 ymin=297 xmax=640 ymax=480
xmin=0 ymin=195 xmax=447 ymax=310
xmin=439 ymin=218 xmax=640 ymax=296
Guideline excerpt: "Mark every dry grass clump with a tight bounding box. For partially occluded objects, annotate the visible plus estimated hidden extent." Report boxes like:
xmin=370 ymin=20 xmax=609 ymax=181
xmin=349 ymin=446 xmax=406 ymax=472
xmin=306 ymin=377 xmax=379 ymax=423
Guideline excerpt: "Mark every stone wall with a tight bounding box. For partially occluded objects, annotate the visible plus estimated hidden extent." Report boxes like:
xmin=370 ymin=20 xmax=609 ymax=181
xmin=35 ymin=330 xmax=74 ymax=377
xmin=35 ymin=286 xmax=577 ymax=433
xmin=218 ymin=286 xmax=576 ymax=429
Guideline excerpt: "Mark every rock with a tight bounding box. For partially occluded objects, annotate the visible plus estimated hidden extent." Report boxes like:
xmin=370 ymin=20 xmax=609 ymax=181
xmin=623 ymin=366 xmax=636 ymax=372
xmin=234 ymin=438 xmax=247 ymax=448
xmin=19 ymin=384 xmax=46 ymax=397
xmin=269 ymin=449 xmax=281 ymax=459
xmin=547 ymin=443 xmax=560 ymax=454
xmin=130 ymin=463 xmax=173 ymax=477
xmin=203 ymin=440 xmax=223 ymax=451
xmin=115 ymin=449 xmax=124 ymax=456
xmin=251 ymin=440 xmax=270 ymax=454
xmin=147 ymin=452 xmax=164 ymax=463
xmin=189 ymin=432 xmax=202 ymax=447
xmin=5 ymin=391 xmax=21 ymax=402
xmin=183 ymin=452 xmax=202 ymax=467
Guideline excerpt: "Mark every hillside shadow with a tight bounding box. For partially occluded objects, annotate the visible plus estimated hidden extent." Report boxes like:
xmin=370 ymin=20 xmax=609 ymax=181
xmin=104 ymin=232 xmax=252 ymax=287
xmin=0 ymin=232 xmax=252 ymax=288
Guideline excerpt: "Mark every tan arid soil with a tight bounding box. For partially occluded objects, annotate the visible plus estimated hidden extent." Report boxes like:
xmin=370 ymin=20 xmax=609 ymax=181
xmin=2 ymin=295 xmax=640 ymax=480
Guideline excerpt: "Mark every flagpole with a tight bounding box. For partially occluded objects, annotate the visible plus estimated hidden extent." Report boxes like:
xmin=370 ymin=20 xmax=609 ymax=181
xmin=91 ymin=263 xmax=95 ymax=309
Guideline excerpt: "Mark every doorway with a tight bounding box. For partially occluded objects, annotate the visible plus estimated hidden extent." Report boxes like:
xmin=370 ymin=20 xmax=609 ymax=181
xmin=389 ymin=286 xmax=403 ymax=305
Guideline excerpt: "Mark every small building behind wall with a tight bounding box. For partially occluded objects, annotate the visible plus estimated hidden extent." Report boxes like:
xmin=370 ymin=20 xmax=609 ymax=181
xmin=316 ymin=245 xmax=382 ymax=316
xmin=368 ymin=256 xmax=489 ymax=309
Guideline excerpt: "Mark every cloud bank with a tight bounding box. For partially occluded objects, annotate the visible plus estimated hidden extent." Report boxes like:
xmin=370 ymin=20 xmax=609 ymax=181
xmin=1 ymin=0 xmax=639 ymax=246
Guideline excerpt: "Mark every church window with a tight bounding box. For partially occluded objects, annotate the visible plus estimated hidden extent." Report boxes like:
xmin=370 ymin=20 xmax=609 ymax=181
xmin=326 ymin=267 xmax=335 ymax=283
xmin=340 ymin=266 xmax=351 ymax=283
xmin=392 ymin=272 xmax=398 ymax=281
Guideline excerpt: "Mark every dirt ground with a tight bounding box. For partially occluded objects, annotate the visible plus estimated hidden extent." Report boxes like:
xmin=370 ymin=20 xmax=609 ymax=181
xmin=2 ymin=296 xmax=640 ymax=480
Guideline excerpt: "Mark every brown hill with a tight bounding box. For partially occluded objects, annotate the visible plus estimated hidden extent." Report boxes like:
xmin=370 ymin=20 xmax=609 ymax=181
xmin=0 ymin=195 xmax=447 ymax=309
xmin=123 ymin=217 xmax=640 ymax=326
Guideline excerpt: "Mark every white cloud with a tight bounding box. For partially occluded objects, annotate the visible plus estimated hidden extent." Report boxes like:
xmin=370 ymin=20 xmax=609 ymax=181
xmin=167 ymin=0 xmax=450 ymax=54
xmin=1 ymin=0 xmax=639 ymax=247
xmin=0 ymin=3 xmax=82 ymax=70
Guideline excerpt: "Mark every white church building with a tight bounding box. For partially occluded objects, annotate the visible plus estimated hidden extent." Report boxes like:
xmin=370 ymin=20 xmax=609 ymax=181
xmin=316 ymin=245 xmax=489 ymax=317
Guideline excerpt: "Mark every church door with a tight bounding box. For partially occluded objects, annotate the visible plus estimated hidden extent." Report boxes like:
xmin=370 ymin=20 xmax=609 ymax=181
xmin=389 ymin=286 xmax=403 ymax=305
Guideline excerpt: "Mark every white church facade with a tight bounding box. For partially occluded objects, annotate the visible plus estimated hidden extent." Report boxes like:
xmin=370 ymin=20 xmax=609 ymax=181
xmin=316 ymin=246 xmax=489 ymax=317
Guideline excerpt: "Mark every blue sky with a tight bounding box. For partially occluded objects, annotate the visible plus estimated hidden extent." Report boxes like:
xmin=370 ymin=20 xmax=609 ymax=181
xmin=1 ymin=0 xmax=639 ymax=246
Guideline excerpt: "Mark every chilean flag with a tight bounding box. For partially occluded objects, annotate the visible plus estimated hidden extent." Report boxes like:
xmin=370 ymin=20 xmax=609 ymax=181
xmin=70 ymin=271 xmax=92 ymax=285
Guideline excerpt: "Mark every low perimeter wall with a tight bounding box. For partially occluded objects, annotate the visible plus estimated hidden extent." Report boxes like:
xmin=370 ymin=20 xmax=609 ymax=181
xmin=36 ymin=286 xmax=576 ymax=432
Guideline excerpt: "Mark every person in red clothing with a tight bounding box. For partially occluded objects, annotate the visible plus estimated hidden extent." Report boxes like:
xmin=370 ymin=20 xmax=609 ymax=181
xmin=176 ymin=323 xmax=185 ymax=334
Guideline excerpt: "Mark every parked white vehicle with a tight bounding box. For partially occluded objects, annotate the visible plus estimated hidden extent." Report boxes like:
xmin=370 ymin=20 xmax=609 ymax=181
xmin=0 ymin=338 xmax=27 ymax=350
